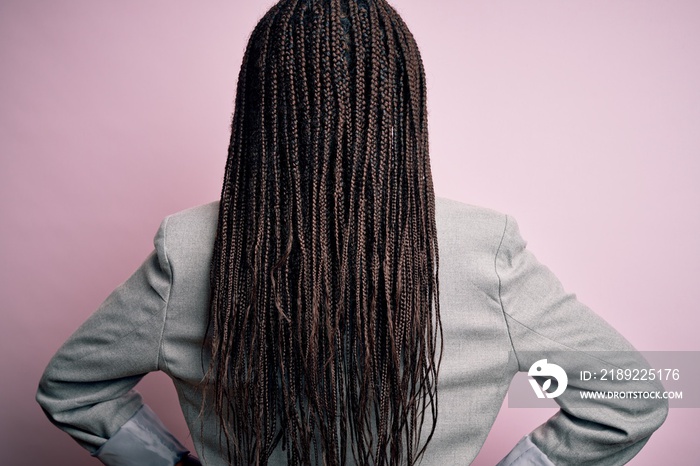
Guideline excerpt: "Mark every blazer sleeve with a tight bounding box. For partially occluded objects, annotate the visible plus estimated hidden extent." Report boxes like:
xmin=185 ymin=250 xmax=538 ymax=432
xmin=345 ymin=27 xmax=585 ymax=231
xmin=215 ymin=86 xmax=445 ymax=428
xmin=495 ymin=215 xmax=668 ymax=466
xmin=36 ymin=217 xmax=192 ymax=466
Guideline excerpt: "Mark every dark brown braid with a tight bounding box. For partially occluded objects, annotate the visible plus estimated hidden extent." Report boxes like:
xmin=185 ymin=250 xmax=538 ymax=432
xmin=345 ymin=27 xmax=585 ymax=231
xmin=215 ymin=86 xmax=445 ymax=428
xmin=203 ymin=0 xmax=442 ymax=464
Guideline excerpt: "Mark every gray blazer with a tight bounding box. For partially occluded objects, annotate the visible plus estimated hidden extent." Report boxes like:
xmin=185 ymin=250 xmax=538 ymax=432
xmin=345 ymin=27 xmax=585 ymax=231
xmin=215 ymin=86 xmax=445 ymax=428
xmin=36 ymin=197 xmax=668 ymax=465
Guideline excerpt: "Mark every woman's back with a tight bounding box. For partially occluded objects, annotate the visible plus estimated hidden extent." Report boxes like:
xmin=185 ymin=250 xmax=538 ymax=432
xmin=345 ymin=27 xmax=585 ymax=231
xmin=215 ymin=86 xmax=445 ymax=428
xmin=37 ymin=196 xmax=667 ymax=465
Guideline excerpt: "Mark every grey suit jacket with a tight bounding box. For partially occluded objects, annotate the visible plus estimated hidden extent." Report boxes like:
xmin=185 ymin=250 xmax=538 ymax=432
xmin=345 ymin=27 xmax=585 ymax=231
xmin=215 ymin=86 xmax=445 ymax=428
xmin=36 ymin=197 xmax=668 ymax=465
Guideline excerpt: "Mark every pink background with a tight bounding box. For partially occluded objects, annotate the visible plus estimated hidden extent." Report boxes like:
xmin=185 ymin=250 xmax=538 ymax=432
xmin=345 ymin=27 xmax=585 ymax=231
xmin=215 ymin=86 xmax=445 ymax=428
xmin=1 ymin=0 xmax=698 ymax=464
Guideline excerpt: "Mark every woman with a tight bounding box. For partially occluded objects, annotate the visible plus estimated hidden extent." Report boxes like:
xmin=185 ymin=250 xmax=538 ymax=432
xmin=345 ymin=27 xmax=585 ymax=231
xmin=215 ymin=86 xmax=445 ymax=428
xmin=36 ymin=0 xmax=667 ymax=465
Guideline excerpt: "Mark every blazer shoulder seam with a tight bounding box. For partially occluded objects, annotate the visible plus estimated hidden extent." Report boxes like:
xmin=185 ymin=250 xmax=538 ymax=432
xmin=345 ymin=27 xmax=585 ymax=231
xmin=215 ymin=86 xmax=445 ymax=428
xmin=494 ymin=213 xmax=521 ymax=370
xmin=156 ymin=215 xmax=174 ymax=372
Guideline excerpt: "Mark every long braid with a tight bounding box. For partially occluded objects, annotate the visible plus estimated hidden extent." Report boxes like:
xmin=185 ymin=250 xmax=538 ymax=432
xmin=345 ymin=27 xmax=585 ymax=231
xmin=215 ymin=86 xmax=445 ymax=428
xmin=203 ymin=1 xmax=441 ymax=464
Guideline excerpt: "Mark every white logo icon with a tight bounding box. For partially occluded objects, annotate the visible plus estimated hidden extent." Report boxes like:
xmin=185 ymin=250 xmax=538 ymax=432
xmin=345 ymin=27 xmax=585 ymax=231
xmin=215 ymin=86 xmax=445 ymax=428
xmin=528 ymin=359 xmax=568 ymax=398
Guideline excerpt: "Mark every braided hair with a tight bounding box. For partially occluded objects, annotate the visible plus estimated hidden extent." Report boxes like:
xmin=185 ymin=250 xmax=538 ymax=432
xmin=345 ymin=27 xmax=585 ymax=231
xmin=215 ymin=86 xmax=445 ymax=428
xmin=203 ymin=0 xmax=441 ymax=464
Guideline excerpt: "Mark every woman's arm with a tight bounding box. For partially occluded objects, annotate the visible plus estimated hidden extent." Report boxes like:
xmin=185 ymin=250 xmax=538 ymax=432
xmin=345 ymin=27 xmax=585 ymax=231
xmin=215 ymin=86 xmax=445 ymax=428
xmin=36 ymin=217 xmax=195 ymax=465
xmin=495 ymin=215 xmax=668 ymax=465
